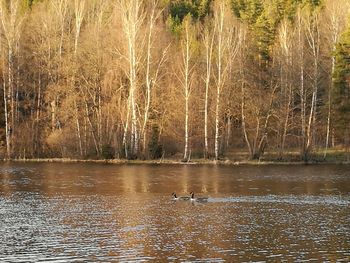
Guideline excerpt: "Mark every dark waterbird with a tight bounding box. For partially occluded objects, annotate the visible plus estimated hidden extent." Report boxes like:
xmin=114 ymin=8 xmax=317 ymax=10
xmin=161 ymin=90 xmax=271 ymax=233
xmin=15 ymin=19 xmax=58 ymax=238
xmin=172 ymin=192 xmax=190 ymax=201
xmin=190 ymin=192 xmax=209 ymax=203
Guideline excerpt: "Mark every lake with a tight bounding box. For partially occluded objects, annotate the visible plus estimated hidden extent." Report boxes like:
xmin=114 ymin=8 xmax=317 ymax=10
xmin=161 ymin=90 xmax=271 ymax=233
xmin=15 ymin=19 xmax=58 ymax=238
xmin=0 ymin=163 xmax=349 ymax=262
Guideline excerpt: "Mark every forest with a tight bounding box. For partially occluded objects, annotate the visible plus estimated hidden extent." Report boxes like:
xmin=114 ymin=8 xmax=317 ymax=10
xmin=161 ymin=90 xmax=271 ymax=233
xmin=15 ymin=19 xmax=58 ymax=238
xmin=0 ymin=0 xmax=349 ymax=161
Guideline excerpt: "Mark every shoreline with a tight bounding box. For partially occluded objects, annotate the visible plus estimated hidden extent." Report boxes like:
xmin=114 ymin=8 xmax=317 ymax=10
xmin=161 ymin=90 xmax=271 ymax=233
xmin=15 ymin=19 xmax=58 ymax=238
xmin=1 ymin=158 xmax=350 ymax=166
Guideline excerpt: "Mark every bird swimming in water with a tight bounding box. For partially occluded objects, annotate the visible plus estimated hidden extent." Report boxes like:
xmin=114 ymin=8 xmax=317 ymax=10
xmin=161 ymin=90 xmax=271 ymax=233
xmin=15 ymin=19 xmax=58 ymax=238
xmin=172 ymin=192 xmax=190 ymax=201
xmin=190 ymin=191 xmax=209 ymax=202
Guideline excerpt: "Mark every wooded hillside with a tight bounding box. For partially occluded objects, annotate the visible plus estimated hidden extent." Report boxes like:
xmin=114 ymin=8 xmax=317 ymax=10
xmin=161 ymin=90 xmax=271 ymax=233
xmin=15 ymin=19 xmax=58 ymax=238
xmin=0 ymin=0 xmax=349 ymax=161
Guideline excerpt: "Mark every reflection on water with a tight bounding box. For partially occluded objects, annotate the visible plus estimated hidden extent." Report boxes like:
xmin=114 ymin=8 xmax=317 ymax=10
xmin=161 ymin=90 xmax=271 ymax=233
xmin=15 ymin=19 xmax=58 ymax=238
xmin=0 ymin=163 xmax=349 ymax=262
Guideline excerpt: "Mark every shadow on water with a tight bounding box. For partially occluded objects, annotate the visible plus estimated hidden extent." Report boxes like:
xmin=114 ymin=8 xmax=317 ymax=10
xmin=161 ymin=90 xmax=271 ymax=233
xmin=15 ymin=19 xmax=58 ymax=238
xmin=0 ymin=163 xmax=349 ymax=262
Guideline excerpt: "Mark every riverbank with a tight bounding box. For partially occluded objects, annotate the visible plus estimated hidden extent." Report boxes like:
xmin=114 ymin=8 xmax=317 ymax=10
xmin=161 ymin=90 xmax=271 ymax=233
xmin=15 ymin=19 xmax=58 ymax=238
xmin=1 ymin=149 xmax=349 ymax=165
xmin=2 ymin=157 xmax=350 ymax=165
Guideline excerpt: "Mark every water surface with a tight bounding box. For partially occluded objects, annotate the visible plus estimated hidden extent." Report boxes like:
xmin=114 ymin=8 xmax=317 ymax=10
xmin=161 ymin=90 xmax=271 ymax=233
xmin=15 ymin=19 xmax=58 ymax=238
xmin=0 ymin=163 xmax=349 ymax=262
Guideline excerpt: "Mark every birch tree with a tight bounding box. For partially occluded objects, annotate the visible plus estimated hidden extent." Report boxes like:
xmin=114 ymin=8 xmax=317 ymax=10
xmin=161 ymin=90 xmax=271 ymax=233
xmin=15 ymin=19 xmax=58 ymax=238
xmin=275 ymin=19 xmax=294 ymax=158
xmin=202 ymin=21 xmax=215 ymax=159
xmin=239 ymin=21 xmax=276 ymax=160
xmin=177 ymin=15 xmax=196 ymax=161
xmin=302 ymin=6 xmax=321 ymax=161
xmin=0 ymin=0 xmax=25 ymax=158
xmin=119 ymin=0 xmax=145 ymax=158
xmin=49 ymin=0 xmax=69 ymax=132
xmin=73 ymin=0 xmax=85 ymax=156
xmin=294 ymin=7 xmax=307 ymax=160
xmin=323 ymin=0 xmax=350 ymax=158
xmin=85 ymin=0 xmax=114 ymax=157
xmin=213 ymin=0 xmax=240 ymax=160
xmin=141 ymin=0 xmax=168 ymax=157
xmin=0 ymin=0 xmax=349 ymax=160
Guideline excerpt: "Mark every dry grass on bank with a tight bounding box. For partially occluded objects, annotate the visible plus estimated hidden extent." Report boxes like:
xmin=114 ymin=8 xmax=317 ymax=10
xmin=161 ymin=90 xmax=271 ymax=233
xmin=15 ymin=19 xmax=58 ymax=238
xmin=2 ymin=148 xmax=349 ymax=165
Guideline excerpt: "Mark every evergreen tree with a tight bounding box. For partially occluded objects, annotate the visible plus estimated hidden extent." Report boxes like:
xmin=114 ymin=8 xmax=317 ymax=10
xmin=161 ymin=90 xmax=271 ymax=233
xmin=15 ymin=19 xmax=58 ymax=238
xmin=231 ymin=0 xmax=263 ymax=24
xmin=167 ymin=0 xmax=212 ymax=32
xmin=254 ymin=11 xmax=275 ymax=63
xmin=148 ymin=125 xmax=163 ymax=159
xmin=333 ymin=20 xmax=350 ymax=141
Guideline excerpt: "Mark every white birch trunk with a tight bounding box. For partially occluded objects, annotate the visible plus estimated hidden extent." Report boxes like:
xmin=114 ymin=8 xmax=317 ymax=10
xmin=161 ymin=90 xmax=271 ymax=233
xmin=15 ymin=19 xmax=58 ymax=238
xmin=0 ymin=0 xmax=24 ymax=158
xmin=141 ymin=1 xmax=161 ymax=155
xmin=241 ymin=83 xmax=252 ymax=157
xmin=3 ymin=66 xmax=10 ymax=159
xmin=142 ymin=11 xmax=154 ymax=154
xmin=204 ymin=53 xmax=210 ymax=158
xmin=297 ymin=9 xmax=306 ymax=159
xmin=73 ymin=0 xmax=85 ymax=157
xmin=182 ymin=19 xmax=192 ymax=161
xmin=203 ymin=27 xmax=215 ymax=158
xmin=74 ymin=0 xmax=84 ymax=56
xmin=214 ymin=83 xmax=221 ymax=160
xmin=304 ymin=10 xmax=320 ymax=160
xmin=184 ymin=92 xmax=189 ymax=160
xmin=212 ymin=1 xmax=240 ymax=160
xmin=129 ymin=40 xmax=138 ymax=156
xmin=278 ymin=20 xmax=293 ymax=157
xmin=120 ymin=0 xmax=145 ymax=157
xmin=214 ymin=3 xmax=225 ymax=160
xmin=8 ymin=48 xmax=13 ymax=157
xmin=122 ymin=96 xmax=131 ymax=159
xmin=0 ymin=34 xmax=10 ymax=158
xmin=74 ymin=99 xmax=83 ymax=156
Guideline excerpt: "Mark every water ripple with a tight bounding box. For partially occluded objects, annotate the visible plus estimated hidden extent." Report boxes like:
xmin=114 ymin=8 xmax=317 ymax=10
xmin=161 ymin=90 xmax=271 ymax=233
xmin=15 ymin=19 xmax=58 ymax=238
xmin=0 ymin=163 xmax=349 ymax=262
xmin=209 ymin=195 xmax=350 ymax=206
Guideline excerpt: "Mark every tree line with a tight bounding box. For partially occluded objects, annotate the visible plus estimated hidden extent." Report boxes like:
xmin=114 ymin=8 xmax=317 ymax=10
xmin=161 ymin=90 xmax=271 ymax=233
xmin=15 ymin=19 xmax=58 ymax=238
xmin=0 ymin=0 xmax=349 ymax=161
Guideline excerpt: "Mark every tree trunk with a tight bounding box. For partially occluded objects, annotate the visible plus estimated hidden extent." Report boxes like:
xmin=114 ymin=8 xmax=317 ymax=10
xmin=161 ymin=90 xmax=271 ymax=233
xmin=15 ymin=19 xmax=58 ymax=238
xmin=184 ymin=94 xmax=189 ymax=160
xmin=297 ymin=10 xmax=307 ymax=160
xmin=142 ymin=3 xmax=156 ymax=156
xmin=203 ymin=28 xmax=215 ymax=159
xmin=121 ymin=0 xmax=143 ymax=157
xmin=181 ymin=18 xmax=193 ymax=161
xmin=214 ymin=84 xmax=221 ymax=160
xmin=74 ymin=99 xmax=83 ymax=157
xmin=214 ymin=5 xmax=224 ymax=161
xmin=304 ymin=11 xmax=320 ymax=161
xmin=241 ymin=82 xmax=253 ymax=157
xmin=84 ymin=99 xmax=100 ymax=156
xmin=8 ymin=48 xmax=14 ymax=158
xmin=122 ymin=97 xmax=131 ymax=159
xmin=3 ymin=73 xmax=10 ymax=159
xmin=281 ymin=84 xmax=292 ymax=157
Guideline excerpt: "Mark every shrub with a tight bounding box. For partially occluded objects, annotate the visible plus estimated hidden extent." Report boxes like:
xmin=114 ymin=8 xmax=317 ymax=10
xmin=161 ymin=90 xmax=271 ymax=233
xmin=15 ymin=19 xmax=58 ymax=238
xmin=101 ymin=144 xmax=114 ymax=159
